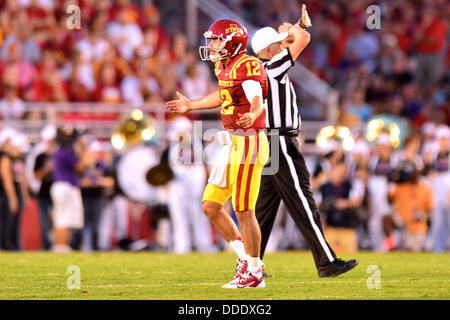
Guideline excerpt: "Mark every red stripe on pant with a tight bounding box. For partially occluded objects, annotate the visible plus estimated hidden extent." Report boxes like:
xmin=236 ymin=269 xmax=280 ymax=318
xmin=235 ymin=136 xmax=249 ymax=212
xmin=243 ymin=134 xmax=260 ymax=211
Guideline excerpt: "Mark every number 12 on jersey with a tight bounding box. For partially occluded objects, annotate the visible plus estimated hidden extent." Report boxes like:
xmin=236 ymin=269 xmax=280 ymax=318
xmin=245 ymin=61 xmax=261 ymax=77
xmin=220 ymin=89 xmax=234 ymax=115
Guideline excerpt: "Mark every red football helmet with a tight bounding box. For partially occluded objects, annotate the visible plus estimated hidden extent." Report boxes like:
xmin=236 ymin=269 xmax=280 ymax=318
xmin=199 ymin=19 xmax=248 ymax=62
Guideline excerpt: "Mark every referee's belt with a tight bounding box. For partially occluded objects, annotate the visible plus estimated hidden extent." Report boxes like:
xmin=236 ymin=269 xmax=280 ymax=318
xmin=266 ymin=129 xmax=299 ymax=137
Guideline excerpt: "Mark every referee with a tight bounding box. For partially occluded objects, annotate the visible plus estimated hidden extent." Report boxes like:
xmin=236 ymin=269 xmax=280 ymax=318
xmin=252 ymin=4 xmax=358 ymax=277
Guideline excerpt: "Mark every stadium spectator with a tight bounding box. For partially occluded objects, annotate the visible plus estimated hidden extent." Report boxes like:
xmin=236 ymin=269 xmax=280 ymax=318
xmin=106 ymin=7 xmax=143 ymax=62
xmin=311 ymin=139 xmax=345 ymax=192
xmin=153 ymin=46 xmax=178 ymax=100
xmin=142 ymin=5 xmax=170 ymax=52
xmin=25 ymin=0 xmax=57 ymax=37
xmin=348 ymin=136 xmax=370 ymax=179
xmin=80 ymin=139 xmax=114 ymax=251
xmin=0 ymin=41 xmax=37 ymax=100
xmin=344 ymin=89 xmax=373 ymax=124
xmin=135 ymin=26 xmax=158 ymax=61
xmin=378 ymin=34 xmax=406 ymax=78
xmin=94 ymin=63 xmax=122 ymax=103
xmin=65 ymin=50 xmax=95 ymax=102
xmin=50 ymin=126 xmax=93 ymax=252
xmin=97 ymin=153 xmax=132 ymax=251
xmin=393 ymin=133 xmax=424 ymax=172
xmin=345 ymin=23 xmax=379 ymax=71
xmin=367 ymin=134 xmax=397 ymax=251
xmin=32 ymin=50 xmax=67 ymax=102
xmin=347 ymin=137 xmax=371 ymax=249
xmin=421 ymin=122 xmax=437 ymax=159
xmin=388 ymin=163 xmax=434 ymax=252
xmin=319 ymin=161 xmax=364 ymax=252
xmin=401 ymin=82 xmax=423 ymax=123
xmin=109 ymin=0 xmax=143 ymax=26
xmin=0 ymin=85 xmax=26 ymax=120
xmin=0 ymin=129 xmax=30 ymax=250
xmin=413 ymin=5 xmax=446 ymax=87
xmin=180 ymin=61 xmax=212 ymax=101
xmin=75 ymin=14 xmax=109 ymax=64
xmin=33 ymin=124 xmax=56 ymax=250
xmin=93 ymin=44 xmax=132 ymax=85
xmin=424 ymin=125 xmax=450 ymax=252
xmin=120 ymin=57 xmax=160 ymax=105
xmin=1 ymin=21 xmax=41 ymax=63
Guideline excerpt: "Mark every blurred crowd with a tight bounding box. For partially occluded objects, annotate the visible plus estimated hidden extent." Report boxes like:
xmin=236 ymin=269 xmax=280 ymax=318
xmin=307 ymin=123 xmax=449 ymax=253
xmin=0 ymin=0 xmax=447 ymax=124
xmin=237 ymin=0 xmax=449 ymax=124
xmin=0 ymin=0 xmax=215 ymax=120
xmin=0 ymin=0 xmax=448 ymax=253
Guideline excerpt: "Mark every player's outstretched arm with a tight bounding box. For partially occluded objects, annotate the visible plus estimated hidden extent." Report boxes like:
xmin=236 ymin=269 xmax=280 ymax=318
xmin=165 ymin=90 xmax=221 ymax=114
xmin=279 ymin=4 xmax=311 ymax=61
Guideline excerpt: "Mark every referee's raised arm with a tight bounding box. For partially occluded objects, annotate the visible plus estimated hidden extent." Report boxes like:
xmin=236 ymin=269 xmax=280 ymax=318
xmin=277 ymin=22 xmax=310 ymax=61
xmin=283 ymin=2 xmax=312 ymax=60
xmin=252 ymin=3 xmax=311 ymax=64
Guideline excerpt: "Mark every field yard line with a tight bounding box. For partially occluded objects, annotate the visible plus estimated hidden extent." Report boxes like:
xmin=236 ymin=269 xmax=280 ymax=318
xmin=0 ymin=283 xmax=224 ymax=290
xmin=256 ymin=279 xmax=450 ymax=284
xmin=1 ymin=278 xmax=448 ymax=291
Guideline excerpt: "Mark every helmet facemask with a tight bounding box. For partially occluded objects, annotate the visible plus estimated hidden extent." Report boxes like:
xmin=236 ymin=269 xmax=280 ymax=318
xmin=199 ymin=31 xmax=240 ymax=62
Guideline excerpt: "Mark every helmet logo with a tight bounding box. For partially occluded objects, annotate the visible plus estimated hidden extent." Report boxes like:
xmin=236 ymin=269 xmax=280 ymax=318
xmin=226 ymin=24 xmax=242 ymax=34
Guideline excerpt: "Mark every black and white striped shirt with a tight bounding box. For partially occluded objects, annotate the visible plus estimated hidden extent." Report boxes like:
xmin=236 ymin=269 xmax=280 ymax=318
xmin=261 ymin=48 xmax=300 ymax=130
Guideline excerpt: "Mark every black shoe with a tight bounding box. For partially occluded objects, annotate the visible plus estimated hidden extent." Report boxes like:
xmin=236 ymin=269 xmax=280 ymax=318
xmin=262 ymin=272 xmax=273 ymax=278
xmin=318 ymin=258 xmax=359 ymax=278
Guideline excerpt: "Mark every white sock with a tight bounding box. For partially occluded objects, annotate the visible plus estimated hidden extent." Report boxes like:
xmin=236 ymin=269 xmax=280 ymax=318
xmin=229 ymin=237 xmax=246 ymax=260
xmin=247 ymin=255 xmax=262 ymax=273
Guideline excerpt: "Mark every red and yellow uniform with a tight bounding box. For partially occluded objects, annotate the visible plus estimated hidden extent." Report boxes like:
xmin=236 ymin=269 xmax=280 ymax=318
xmin=202 ymin=53 xmax=270 ymax=212
xmin=215 ymin=53 xmax=268 ymax=130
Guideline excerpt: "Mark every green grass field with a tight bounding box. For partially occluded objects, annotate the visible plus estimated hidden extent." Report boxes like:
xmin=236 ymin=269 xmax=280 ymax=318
xmin=0 ymin=251 xmax=448 ymax=300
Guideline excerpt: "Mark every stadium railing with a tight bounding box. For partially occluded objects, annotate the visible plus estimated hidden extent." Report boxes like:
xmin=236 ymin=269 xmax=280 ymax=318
xmin=3 ymin=102 xmax=329 ymax=152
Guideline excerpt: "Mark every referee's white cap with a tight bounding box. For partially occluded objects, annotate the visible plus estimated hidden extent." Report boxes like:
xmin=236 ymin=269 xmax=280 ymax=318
xmin=251 ymin=27 xmax=288 ymax=53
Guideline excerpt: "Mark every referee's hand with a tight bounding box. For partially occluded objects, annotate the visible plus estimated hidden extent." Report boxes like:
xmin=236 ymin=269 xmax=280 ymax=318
xmin=165 ymin=91 xmax=191 ymax=114
xmin=299 ymin=4 xmax=312 ymax=28
xmin=236 ymin=112 xmax=255 ymax=128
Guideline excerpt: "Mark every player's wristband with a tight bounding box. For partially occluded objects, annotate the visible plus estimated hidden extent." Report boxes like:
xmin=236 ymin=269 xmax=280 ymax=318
xmin=249 ymin=113 xmax=255 ymax=123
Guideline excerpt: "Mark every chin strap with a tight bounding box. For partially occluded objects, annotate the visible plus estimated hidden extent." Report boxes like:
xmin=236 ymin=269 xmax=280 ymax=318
xmin=231 ymin=43 xmax=243 ymax=58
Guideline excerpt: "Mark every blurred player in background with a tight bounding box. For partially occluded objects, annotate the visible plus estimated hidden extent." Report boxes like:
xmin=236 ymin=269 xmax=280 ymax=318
xmin=32 ymin=124 xmax=57 ymax=250
xmin=367 ymin=133 xmax=397 ymax=251
xmin=166 ymin=116 xmax=216 ymax=254
xmin=166 ymin=19 xmax=269 ymax=288
xmin=80 ymin=139 xmax=114 ymax=252
xmin=0 ymin=129 xmax=30 ymax=250
xmin=50 ymin=126 xmax=93 ymax=252
xmin=387 ymin=162 xmax=434 ymax=252
xmin=424 ymin=125 xmax=450 ymax=252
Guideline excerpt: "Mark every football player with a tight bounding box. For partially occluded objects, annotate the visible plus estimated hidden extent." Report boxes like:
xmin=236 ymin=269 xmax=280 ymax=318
xmin=165 ymin=19 xmax=269 ymax=288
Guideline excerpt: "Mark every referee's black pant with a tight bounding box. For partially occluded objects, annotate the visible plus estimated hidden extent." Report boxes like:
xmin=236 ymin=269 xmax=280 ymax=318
xmin=255 ymin=134 xmax=336 ymax=269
